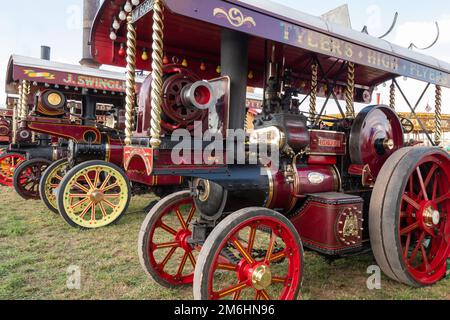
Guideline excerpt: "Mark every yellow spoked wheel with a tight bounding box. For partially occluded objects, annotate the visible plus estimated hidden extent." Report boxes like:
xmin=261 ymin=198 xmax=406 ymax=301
xmin=39 ymin=158 xmax=70 ymax=214
xmin=57 ymin=160 xmax=131 ymax=229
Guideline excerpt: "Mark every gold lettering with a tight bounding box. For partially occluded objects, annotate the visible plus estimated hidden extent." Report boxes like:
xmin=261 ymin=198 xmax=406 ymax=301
xmin=296 ymin=28 xmax=307 ymax=44
xmin=320 ymin=36 xmax=331 ymax=52
xmin=368 ymin=51 xmax=377 ymax=65
xmin=281 ymin=23 xmax=291 ymax=40
xmin=381 ymin=55 xmax=390 ymax=69
xmin=331 ymin=41 xmax=343 ymax=56
xmin=307 ymin=34 xmax=319 ymax=48
xmin=344 ymin=44 xmax=353 ymax=58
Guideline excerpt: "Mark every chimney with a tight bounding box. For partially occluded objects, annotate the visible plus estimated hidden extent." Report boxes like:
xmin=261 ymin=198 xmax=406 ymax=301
xmin=79 ymin=0 xmax=101 ymax=68
xmin=41 ymin=46 xmax=51 ymax=61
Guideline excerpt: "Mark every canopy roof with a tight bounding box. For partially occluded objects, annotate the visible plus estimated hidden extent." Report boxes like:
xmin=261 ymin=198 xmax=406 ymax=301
xmin=6 ymin=55 xmax=145 ymax=95
xmin=91 ymin=0 xmax=450 ymax=89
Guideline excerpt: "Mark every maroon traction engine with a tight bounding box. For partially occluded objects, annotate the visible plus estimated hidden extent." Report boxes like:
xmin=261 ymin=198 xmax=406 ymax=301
xmin=91 ymin=0 xmax=450 ymax=300
xmin=4 ymin=55 xmax=129 ymax=204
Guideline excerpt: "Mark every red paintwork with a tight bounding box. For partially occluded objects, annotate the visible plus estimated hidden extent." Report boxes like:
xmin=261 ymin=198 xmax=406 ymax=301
xmin=348 ymin=164 xmax=365 ymax=176
xmin=14 ymin=159 xmax=50 ymax=200
xmin=0 ymin=153 xmax=26 ymax=186
xmin=124 ymin=146 xmax=183 ymax=186
xmin=207 ymin=215 xmax=302 ymax=300
xmin=284 ymin=116 xmax=310 ymax=152
xmin=124 ymin=146 xmax=153 ymax=175
xmin=145 ymin=196 xmax=197 ymax=286
xmin=105 ymin=137 xmax=124 ymax=167
xmin=291 ymin=193 xmax=364 ymax=255
xmin=266 ymin=165 xmax=339 ymax=213
xmin=27 ymin=119 xmax=102 ymax=144
xmin=399 ymin=154 xmax=450 ymax=285
xmin=0 ymin=110 xmax=13 ymax=118
xmin=308 ymin=130 xmax=346 ymax=155
xmin=355 ymin=107 xmax=404 ymax=177
xmin=307 ymin=155 xmax=337 ymax=165
xmin=266 ymin=169 xmax=295 ymax=212
xmin=0 ymin=118 xmax=11 ymax=143
xmin=295 ymin=165 xmax=340 ymax=195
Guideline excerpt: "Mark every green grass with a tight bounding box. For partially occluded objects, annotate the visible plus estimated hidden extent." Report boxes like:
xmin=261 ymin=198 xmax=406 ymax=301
xmin=0 ymin=186 xmax=449 ymax=300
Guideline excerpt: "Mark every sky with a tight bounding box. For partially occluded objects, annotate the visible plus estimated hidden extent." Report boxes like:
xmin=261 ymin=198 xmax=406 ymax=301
xmin=1 ymin=0 xmax=450 ymax=115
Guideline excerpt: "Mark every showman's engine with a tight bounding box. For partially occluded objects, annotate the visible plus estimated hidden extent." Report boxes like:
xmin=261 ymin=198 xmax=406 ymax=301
xmin=190 ymin=68 xmax=404 ymax=254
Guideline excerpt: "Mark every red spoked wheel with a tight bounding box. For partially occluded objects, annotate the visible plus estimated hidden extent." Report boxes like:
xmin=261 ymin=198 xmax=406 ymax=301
xmin=138 ymin=191 xmax=199 ymax=288
xmin=0 ymin=153 xmax=26 ymax=186
xmin=194 ymin=208 xmax=304 ymax=300
xmin=370 ymin=147 xmax=450 ymax=287
xmin=13 ymin=158 xmax=52 ymax=200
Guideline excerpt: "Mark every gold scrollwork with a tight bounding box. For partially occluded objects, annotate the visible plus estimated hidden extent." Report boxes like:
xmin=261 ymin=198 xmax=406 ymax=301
xmin=343 ymin=213 xmax=359 ymax=238
xmin=213 ymin=7 xmax=256 ymax=28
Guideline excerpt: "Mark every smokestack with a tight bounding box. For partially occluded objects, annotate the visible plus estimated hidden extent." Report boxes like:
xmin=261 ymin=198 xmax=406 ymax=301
xmin=41 ymin=46 xmax=51 ymax=60
xmin=79 ymin=0 xmax=101 ymax=68
xmin=39 ymin=46 xmax=51 ymax=143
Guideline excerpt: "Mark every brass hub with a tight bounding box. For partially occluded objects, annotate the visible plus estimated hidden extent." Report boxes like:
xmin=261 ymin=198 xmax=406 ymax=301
xmin=251 ymin=265 xmax=272 ymax=290
xmin=197 ymin=180 xmax=210 ymax=202
xmin=383 ymin=138 xmax=395 ymax=150
xmin=89 ymin=190 xmax=105 ymax=204
xmin=48 ymin=93 xmax=62 ymax=106
xmin=423 ymin=206 xmax=440 ymax=226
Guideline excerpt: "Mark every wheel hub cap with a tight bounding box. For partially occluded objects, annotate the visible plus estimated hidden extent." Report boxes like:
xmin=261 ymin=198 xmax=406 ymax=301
xmin=177 ymin=230 xmax=193 ymax=252
xmin=383 ymin=138 xmax=395 ymax=150
xmin=90 ymin=190 xmax=104 ymax=204
xmin=251 ymin=265 xmax=272 ymax=290
xmin=423 ymin=206 xmax=440 ymax=227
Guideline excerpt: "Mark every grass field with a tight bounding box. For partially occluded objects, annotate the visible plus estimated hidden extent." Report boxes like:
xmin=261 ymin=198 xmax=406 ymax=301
xmin=0 ymin=185 xmax=449 ymax=300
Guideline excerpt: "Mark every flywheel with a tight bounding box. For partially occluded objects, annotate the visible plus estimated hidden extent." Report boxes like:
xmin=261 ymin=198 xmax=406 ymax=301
xmin=349 ymin=105 xmax=404 ymax=177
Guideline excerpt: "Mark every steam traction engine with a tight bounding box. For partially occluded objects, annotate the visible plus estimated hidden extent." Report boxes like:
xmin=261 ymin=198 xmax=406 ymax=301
xmin=4 ymin=55 xmax=132 ymax=206
xmin=53 ymin=66 xmax=208 ymax=228
xmin=5 ymin=55 xmax=184 ymax=228
xmin=91 ymin=0 xmax=450 ymax=299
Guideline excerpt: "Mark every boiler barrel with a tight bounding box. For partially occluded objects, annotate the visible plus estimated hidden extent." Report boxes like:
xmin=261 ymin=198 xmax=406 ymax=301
xmin=193 ymin=164 xmax=340 ymax=219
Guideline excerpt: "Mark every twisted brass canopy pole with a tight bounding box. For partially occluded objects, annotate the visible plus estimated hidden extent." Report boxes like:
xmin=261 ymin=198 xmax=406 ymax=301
xmin=150 ymin=0 xmax=165 ymax=149
xmin=16 ymin=83 xmax=23 ymax=137
xmin=125 ymin=14 xmax=137 ymax=146
xmin=389 ymin=81 xmax=396 ymax=109
xmin=345 ymin=62 xmax=355 ymax=118
xmin=20 ymin=80 xmax=30 ymax=120
xmin=435 ymin=85 xmax=442 ymax=146
xmin=309 ymin=62 xmax=318 ymax=125
xmin=12 ymin=100 xmax=18 ymax=144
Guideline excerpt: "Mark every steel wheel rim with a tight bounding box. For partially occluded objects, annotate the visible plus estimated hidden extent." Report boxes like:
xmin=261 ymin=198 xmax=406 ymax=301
xmin=62 ymin=165 xmax=129 ymax=228
xmin=44 ymin=160 xmax=69 ymax=210
xmin=0 ymin=154 xmax=25 ymax=186
xmin=16 ymin=161 xmax=49 ymax=199
xmin=207 ymin=217 xmax=301 ymax=300
xmin=147 ymin=197 xmax=198 ymax=285
xmin=399 ymin=154 xmax=450 ymax=285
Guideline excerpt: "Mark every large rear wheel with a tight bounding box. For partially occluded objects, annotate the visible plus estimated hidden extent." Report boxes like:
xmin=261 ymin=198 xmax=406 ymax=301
xmin=13 ymin=158 xmax=52 ymax=200
xmin=193 ymin=208 xmax=304 ymax=300
xmin=39 ymin=158 xmax=70 ymax=213
xmin=57 ymin=160 xmax=131 ymax=229
xmin=138 ymin=191 xmax=199 ymax=288
xmin=370 ymin=147 xmax=450 ymax=287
